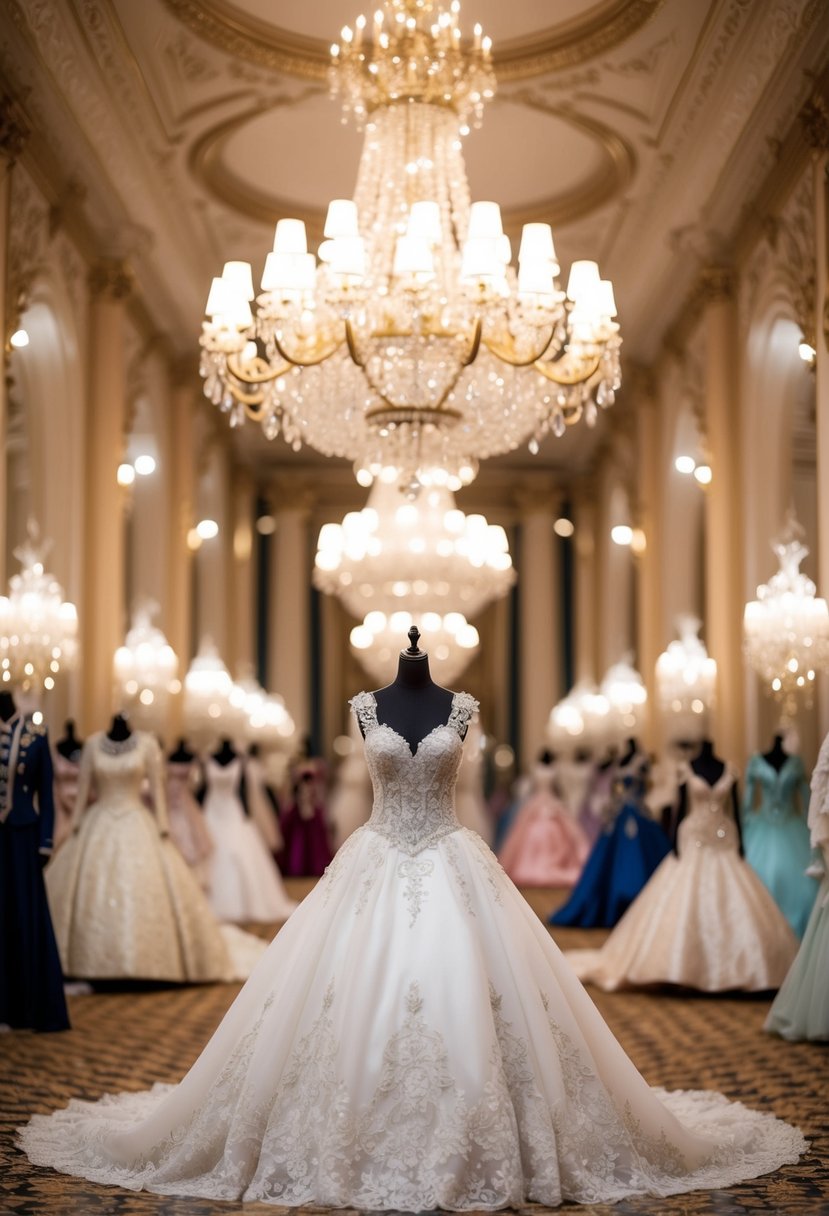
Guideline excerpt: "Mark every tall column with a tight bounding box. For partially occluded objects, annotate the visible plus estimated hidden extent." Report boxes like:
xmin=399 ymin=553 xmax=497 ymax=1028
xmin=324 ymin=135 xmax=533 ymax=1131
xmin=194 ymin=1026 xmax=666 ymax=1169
xmin=82 ymin=261 xmax=131 ymax=731
xmin=702 ymin=268 xmax=745 ymax=763
xmin=268 ymin=495 xmax=312 ymax=737
xmin=517 ymin=488 xmax=561 ymax=767
xmin=195 ymin=441 xmax=232 ymax=660
xmin=572 ymin=485 xmax=597 ymax=685
xmin=228 ymin=469 xmax=256 ymax=679
xmin=165 ymin=370 xmax=196 ymax=736
xmin=0 ymin=102 xmax=29 ymax=587
xmin=633 ymin=372 xmax=664 ymax=753
xmin=806 ymin=101 xmax=829 ymax=737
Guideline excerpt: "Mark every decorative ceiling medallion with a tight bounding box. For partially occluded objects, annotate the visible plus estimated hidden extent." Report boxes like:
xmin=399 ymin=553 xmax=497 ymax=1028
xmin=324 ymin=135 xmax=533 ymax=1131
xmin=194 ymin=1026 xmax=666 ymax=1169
xmin=190 ymin=103 xmax=634 ymax=235
xmin=163 ymin=0 xmax=666 ymax=83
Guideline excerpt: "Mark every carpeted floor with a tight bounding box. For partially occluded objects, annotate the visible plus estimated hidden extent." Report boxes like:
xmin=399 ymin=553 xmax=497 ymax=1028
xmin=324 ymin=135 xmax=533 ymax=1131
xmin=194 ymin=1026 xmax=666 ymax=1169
xmin=1 ymin=882 xmax=827 ymax=1216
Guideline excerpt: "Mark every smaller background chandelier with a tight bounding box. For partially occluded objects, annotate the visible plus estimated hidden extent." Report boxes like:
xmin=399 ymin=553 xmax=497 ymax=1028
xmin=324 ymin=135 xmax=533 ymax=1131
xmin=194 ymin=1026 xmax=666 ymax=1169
xmin=233 ymin=672 xmax=296 ymax=749
xmin=548 ymin=680 xmax=611 ymax=753
xmin=655 ymin=615 xmax=716 ymax=742
xmin=744 ymin=514 xmax=829 ymax=719
xmin=113 ymin=602 xmax=179 ymax=733
xmin=183 ymin=638 xmax=238 ymax=749
xmin=314 ymin=480 xmax=514 ymax=681
xmin=600 ymin=658 xmax=648 ymax=744
xmin=0 ymin=522 xmax=78 ymax=694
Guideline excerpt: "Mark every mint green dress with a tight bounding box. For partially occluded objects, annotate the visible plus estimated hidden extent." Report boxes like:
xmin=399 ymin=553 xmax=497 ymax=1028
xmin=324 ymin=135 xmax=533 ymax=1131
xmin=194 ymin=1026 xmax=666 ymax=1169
xmin=741 ymin=753 xmax=818 ymax=937
xmin=765 ymin=873 xmax=828 ymax=1040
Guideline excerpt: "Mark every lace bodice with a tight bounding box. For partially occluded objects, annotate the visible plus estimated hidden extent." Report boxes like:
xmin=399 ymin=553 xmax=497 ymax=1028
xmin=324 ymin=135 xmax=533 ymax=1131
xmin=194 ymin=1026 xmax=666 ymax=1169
xmin=350 ymin=690 xmax=478 ymax=855
xmin=73 ymin=731 xmax=168 ymax=833
xmin=677 ymin=765 xmax=739 ymax=854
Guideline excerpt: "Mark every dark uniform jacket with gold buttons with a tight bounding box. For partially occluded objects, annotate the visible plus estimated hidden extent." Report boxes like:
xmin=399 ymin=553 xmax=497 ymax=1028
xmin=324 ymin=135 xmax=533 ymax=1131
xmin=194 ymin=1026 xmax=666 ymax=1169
xmin=0 ymin=713 xmax=56 ymax=855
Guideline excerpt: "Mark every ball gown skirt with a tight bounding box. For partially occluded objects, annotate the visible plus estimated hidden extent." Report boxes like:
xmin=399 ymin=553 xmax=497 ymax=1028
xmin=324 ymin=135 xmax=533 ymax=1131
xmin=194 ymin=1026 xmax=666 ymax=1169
xmin=0 ymin=822 xmax=69 ymax=1032
xmin=742 ymin=754 xmax=818 ymax=938
xmin=18 ymin=693 xmax=806 ymax=1210
xmin=766 ymin=873 xmax=829 ymax=1040
xmin=498 ymin=794 xmax=589 ymax=886
xmin=46 ymin=734 xmax=264 ymax=982
xmin=202 ymin=758 xmax=297 ymax=924
xmin=566 ymin=766 xmax=798 ymax=992
xmin=550 ymin=802 xmax=672 ymax=928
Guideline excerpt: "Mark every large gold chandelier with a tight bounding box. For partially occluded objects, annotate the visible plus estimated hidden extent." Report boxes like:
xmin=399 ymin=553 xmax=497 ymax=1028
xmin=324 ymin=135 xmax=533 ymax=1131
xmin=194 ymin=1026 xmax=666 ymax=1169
xmin=200 ymin=0 xmax=621 ymax=490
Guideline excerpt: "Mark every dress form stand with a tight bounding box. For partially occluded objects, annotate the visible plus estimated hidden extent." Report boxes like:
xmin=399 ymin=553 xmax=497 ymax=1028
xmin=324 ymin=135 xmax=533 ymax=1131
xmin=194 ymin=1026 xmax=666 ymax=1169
xmin=53 ymin=720 xmax=85 ymax=851
xmin=369 ymin=626 xmax=459 ymax=753
xmin=763 ymin=733 xmax=788 ymax=772
xmin=0 ymin=691 xmax=15 ymax=722
xmin=107 ymin=713 xmax=132 ymax=743
xmin=213 ymin=739 xmax=237 ymax=768
xmin=56 ymin=720 xmax=83 ymax=761
xmin=168 ymin=738 xmax=194 ymax=764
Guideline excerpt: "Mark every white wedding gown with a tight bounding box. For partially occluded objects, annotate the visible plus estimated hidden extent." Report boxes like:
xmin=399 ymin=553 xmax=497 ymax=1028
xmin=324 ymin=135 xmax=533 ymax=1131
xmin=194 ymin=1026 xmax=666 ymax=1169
xmin=19 ymin=692 xmax=805 ymax=1209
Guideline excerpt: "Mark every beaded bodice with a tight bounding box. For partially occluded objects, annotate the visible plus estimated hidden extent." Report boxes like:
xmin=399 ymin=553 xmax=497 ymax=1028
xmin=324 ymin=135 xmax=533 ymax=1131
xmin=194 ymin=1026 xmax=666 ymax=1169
xmin=743 ymin=753 xmax=809 ymax=823
xmin=350 ymin=690 xmax=478 ymax=855
xmin=677 ymin=765 xmax=739 ymax=854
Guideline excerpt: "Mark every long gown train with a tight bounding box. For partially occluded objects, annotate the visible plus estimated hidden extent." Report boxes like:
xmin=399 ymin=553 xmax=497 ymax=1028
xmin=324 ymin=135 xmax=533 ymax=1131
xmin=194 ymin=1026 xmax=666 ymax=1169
xmin=19 ymin=694 xmax=805 ymax=1209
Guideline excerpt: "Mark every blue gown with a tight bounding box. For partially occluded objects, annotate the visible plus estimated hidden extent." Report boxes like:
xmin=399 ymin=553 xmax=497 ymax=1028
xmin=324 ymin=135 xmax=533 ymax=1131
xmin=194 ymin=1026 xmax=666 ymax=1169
xmin=741 ymin=753 xmax=818 ymax=938
xmin=0 ymin=713 xmax=69 ymax=1032
xmin=549 ymin=754 xmax=671 ymax=929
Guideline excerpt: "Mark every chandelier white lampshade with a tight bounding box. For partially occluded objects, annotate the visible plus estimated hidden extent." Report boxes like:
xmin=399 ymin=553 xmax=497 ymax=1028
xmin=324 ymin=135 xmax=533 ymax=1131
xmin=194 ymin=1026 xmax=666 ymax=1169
xmin=0 ymin=524 xmax=78 ymax=693
xmin=548 ymin=681 xmax=612 ymax=753
xmin=351 ymin=608 xmax=479 ymax=686
xmin=313 ymin=480 xmax=514 ymax=621
xmin=233 ymin=674 xmax=296 ymax=748
xmin=113 ymin=603 xmax=179 ymax=731
xmin=182 ymin=639 xmax=240 ymax=748
xmin=199 ymin=0 xmax=621 ymax=492
xmin=600 ymin=659 xmax=648 ymax=744
xmin=655 ymin=615 xmax=717 ymax=741
xmin=743 ymin=519 xmax=829 ymax=718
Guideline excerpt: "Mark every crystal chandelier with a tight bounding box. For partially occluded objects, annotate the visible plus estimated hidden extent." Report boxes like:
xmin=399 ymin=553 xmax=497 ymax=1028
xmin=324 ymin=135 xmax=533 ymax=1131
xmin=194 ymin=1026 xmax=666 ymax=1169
xmin=313 ymin=479 xmax=514 ymax=678
xmin=113 ymin=602 xmax=179 ymax=731
xmin=743 ymin=517 xmax=829 ymax=718
xmin=233 ymin=673 xmax=296 ymax=748
xmin=0 ymin=523 xmax=78 ymax=693
xmin=548 ymin=680 xmax=611 ymax=752
xmin=655 ymin=615 xmax=717 ymax=741
xmin=601 ymin=658 xmax=648 ymax=744
xmin=182 ymin=638 xmax=238 ymax=748
xmin=200 ymin=0 xmax=621 ymax=491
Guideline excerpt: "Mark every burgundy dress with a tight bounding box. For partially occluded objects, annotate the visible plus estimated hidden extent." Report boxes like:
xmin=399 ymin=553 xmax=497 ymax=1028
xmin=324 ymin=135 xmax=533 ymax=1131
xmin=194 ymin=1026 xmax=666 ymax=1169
xmin=280 ymin=760 xmax=333 ymax=877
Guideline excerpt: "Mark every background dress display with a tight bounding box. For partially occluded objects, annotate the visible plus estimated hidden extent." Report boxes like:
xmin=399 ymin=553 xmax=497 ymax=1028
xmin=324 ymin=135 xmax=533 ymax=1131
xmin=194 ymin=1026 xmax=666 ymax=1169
xmin=45 ymin=732 xmax=261 ymax=981
xmin=741 ymin=752 xmax=817 ymax=937
xmin=498 ymin=759 xmax=588 ymax=886
xmin=18 ymin=689 xmax=805 ymax=1209
xmin=328 ymin=719 xmax=372 ymax=851
xmin=550 ymin=751 xmax=671 ymax=928
xmin=280 ymin=758 xmax=333 ymax=877
xmin=766 ymin=731 xmax=829 ymax=1040
xmin=166 ymin=759 xmax=214 ymax=888
xmin=453 ymin=719 xmax=493 ymax=844
xmin=202 ymin=756 xmax=297 ymax=923
xmin=567 ymin=763 xmax=799 ymax=992
xmin=578 ymin=758 xmax=616 ymax=845
xmin=0 ymin=711 xmax=69 ymax=1033
xmin=52 ymin=752 xmax=81 ymax=854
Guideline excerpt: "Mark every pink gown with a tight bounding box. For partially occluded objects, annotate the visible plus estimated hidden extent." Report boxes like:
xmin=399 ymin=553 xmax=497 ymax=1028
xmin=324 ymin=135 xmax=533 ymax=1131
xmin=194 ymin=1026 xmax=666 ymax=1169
xmin=52 ymin=751 xmax=81 ymax=852
xmin=499 ymin=763 xmax=590 ymax=886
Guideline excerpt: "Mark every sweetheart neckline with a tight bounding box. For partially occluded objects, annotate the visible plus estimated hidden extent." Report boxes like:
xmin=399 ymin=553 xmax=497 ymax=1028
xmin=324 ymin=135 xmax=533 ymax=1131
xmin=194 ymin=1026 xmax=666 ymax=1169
xmin=365 ymin=690 xmax=461 ymax=759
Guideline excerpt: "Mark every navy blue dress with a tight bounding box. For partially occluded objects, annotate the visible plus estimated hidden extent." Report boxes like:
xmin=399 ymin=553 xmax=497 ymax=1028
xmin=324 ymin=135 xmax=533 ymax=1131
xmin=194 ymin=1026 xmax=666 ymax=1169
xmin=0 ymin=713 xmax=69 ymax=1031
xmin=549 ymin=754 xmax=671 ymax=929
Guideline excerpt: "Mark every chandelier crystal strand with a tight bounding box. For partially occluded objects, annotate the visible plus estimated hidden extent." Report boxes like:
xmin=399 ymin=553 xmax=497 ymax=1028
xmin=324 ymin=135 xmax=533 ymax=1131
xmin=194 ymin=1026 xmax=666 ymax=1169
xmin=0 ymin=523 xmax=78 ymax=693
xmin=113 ymin=602 xmax=179 ymax=733
xmin=600 ymin=658 xmax=648 ymax=745
xmin=655 ymin=615 xmax=717 ymax=742
xmin=743 ymin=517 xmax=829 ymax=721
xmin=183 ymin=639 xmax=240 ymax=750
xmin=199 ymin=0 xmax=621 ymax=489
xmin=548 ymin=680 xmax=611 ymax=753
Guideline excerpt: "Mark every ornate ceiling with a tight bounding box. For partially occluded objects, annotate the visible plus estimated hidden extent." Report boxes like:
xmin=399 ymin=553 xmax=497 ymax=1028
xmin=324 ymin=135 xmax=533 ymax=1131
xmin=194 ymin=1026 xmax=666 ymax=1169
xmin=0 ymin=0 xmax=826 ymax=480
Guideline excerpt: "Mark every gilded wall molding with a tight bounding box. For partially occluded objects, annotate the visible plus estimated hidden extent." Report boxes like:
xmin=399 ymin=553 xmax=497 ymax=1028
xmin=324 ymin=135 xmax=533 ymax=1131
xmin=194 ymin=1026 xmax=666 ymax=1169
xmin=0 ymin=94 xmax=29 ymax=164
xmin=162 ymin=0 xmax=664 ymax=83
xmin=88 ymin=258 xmax=133 ymax=300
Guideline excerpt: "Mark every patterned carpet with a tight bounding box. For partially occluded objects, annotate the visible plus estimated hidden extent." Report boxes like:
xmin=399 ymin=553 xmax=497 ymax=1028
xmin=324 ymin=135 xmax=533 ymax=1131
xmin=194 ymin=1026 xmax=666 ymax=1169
xmin=1 ymin=882 xmax=827 ymax=1216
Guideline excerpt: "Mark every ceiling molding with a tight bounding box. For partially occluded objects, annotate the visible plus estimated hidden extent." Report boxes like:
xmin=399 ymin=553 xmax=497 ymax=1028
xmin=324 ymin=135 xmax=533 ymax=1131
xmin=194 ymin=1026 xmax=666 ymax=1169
xmin=162 ymin=0 xmax=666 ymax=84
xmin=189 ymin=99 xmax=635 ymax=235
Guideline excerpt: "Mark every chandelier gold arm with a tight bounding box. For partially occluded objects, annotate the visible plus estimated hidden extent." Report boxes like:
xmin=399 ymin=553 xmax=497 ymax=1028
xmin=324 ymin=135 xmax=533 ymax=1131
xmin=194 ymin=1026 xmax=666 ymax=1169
xmin=272 ymin=330 xmax=345 ymax=367
xmin=226 ymin=352 xmax=290 ymax=384
xmin=533 ymin=351 xmax=601 ymax=386
xmin=481 ymin=326 xmax=556 ymax=368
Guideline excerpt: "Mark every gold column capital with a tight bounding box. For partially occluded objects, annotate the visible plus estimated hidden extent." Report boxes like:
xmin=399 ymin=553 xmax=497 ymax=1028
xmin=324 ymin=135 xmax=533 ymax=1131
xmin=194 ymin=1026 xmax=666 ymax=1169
xmin=802 ymin=93 xmax=829 ymax=153
xmin=89 ymin=259 xmax=133 ymax=301
xmin=698 ymin=266 xmax=736 ymax=305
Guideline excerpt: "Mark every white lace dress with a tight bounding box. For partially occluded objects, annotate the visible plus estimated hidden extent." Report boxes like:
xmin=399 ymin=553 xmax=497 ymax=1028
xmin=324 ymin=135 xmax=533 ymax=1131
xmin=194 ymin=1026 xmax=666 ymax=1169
xmin=20 ymin=693 xmax=805 ymax=1209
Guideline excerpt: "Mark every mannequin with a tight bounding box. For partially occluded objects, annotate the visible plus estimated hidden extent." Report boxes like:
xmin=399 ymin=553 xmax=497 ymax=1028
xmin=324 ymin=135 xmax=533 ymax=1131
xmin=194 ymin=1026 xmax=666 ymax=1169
xmin=617 ymin=738 xmax=638 ymax=769
xmin=0 ymin=688 xmax=69 ymax=1030
xmin=168 ymin=737 xmax=194 ymax=764
xmin=107 ymin=713 xmax=132 ymax=742
xmin=674 ymin=738 xmax=741 ymax=853
xmin=212 ymin=738 xmax=237 ymax=768
xmin=365 ymin=627 xmax=462 ymax=753
xmin=56 ymin=719 xmax=83 ymax=761
xmin=763 ymin=733 xmax=788 ymax=773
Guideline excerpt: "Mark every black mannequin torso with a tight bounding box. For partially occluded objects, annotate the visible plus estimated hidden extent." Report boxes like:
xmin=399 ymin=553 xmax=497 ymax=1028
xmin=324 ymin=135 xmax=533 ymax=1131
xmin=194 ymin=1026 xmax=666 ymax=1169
xmin=0 ymin=690 xmax=17 ymax=722
xmin=617 ymin=738 xmax=638 ymax=768
xmin=690 ymin=738 xmax=725 ymax=785
xmin=366 ymin=627 xmax=460 ymax=756
xmin=107 ymin=713 xmax=132 ymax=742
xmin=168 ymin=737 xmax=194 ymax=763
xmin=762 ymin=733 xmax=787 ymax=772
xmin=212 ymin=738 xmax=237 ymax=767
xmin=56 ymin=719 xmax=83 ymax=760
